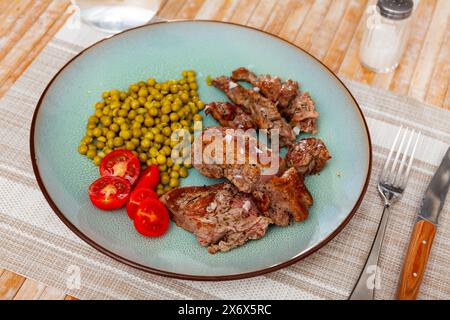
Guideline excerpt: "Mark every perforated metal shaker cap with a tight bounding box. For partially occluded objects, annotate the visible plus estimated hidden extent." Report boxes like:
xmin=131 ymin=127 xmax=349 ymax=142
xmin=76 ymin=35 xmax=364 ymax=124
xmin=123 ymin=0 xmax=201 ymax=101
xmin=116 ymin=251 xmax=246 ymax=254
xmin=377 ymin=0 xmax=414 ymax=20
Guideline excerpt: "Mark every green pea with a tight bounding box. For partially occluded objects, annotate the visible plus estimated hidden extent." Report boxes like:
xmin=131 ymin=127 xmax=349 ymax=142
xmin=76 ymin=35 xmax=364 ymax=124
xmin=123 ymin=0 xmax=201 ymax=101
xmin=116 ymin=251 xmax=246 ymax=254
xmin=130 ymin=100 xmax=140 ymax=109
xmin=119 ymin=130 xmax=132 ymax=140
xmin=131 ymin=138 xmax=140 ymax=147
xmin=154 ymin=134 xmax=164 ymax=144
xmin=169 ymin=112 xmax=179 ymax=122
xmin=113 ymin=137 xmax=124 ymax=147
xmin=135 ymin=115 xmax=144 ymax=123
xmin=149 ymin=107 xmax=159 ymax=117
xmin=183 ymin=159 xmax=192 ymax=169
xmin=130 ymin=84 xmax=139 ymax=93
xmin=78 ymin=145 xmax=88 ymax=155
xmin=144 ymin=131 xmax=154 ymax=140
xmin=156 ymin=154 xmax=166 ymax=165
xmin=95 ymin=109 xmax=103 ymax=118
xmin=170 ymin=171 xmax=179 ymax=179
xmin=110 ymin=123 xmax=120 ymax=132
xmin=160 ymin=115 xmax=170 ymax=124
xmin=179 ymin=167 xmax=188 ymax=178
xmin=93 ymin=156 xmax=102 ymax=166
xmin=118 ymin=109 xmax=128 ymax=118
xmin=132 ymin=128 xmax=142 ymax=138
xmin=88 ymin=115 xmax=99 ymax=124
xmin=149 ymin=147 xmax=159 ymax=158
xmin=161 ymin=104 xmax=171 ymax=115
xmin=128 ymin=110 xmax=137 ymax=120
xmin=138 ymin=87 xmax=148 ymax=97
xmin=100 ymin=116 xmax=112 ymax=126
xmin=125 ymin=141 xmax=135 ymax=151
xmin=139 ymin=153 xmax=148 ymax=163
xmin=144 ymin=117 xmax=154 ymax=127
xmin=141 ymin=139 xmax=151 ymax=149
xmin=161 ymin=146 xmax=172 ymax=157
xmin=93 ymin=128 xmax=102 ymax=138
xmin=169 ymin=178 xmax=179 ymax=188
xmin=86 ymin=149 xmax=97 ymax=159
xmin=197 ymin=101 xmax=205 ymax=110
xmin=96 ymin=141 xmax=105 ymax=149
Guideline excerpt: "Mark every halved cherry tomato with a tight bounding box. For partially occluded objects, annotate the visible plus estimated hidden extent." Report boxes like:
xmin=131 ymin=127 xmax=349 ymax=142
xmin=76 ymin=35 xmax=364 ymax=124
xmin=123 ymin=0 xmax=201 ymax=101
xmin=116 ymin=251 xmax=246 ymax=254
xmin=89 ymin=176 xmax=131 ymax=210
xmin=100 ymin=150 xmax=140 ymax=185
xmin=134 ymin=199 xmax=169 ymax=237
xmin=126 ymin=188 xmax=158 ymax=220
xmin=134 ymin=165 xmax=160 ymax=190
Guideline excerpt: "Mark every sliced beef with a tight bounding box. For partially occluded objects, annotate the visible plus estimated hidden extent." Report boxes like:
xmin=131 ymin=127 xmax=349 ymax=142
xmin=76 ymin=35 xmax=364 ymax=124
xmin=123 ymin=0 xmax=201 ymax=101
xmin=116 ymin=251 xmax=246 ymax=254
xmin=205 ymin=102 xmax=256 ymax=130
xmin=212 ymin=76 xmax=295 ymax=147
xmin=192 ymin=126 xmax=283 ymax=193
xmin=230 ymin=67 xmax=319 ymax=135
xmin=232 ymin=67 xmax=283 ymax=102
xmin=286 ymin=138 xmax=331 ymax=175
xmin=192 ymin=127 xmax=313 ymax=227
xmin=160 ymin=182 xmax=271 ymax=254
xmin=231 ymin=67 xmax=299 ymax=110
xmin=253 ymin=168 xmax=313 ymax=226
xmin=285 ymin=92 xmax=319 ymax=134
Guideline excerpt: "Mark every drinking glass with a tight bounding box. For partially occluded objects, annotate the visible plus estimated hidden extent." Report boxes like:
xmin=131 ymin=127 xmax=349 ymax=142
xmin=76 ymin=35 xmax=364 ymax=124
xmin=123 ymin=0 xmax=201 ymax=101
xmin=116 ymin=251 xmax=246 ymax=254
xmin=72 ymin=0 xmax=163 ymax=33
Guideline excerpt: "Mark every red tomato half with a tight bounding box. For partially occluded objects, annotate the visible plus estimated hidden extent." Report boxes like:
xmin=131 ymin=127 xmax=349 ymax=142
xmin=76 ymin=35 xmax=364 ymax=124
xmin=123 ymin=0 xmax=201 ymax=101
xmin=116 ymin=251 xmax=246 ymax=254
xmin=89 ymin=176 xmax=131 ymax=210
xmin=126 ymin=188 xmax=158 ymax=220
xmin=100 ymin=150 xmax=140 ymax=185
xmin=134 ymin=165 xmax=160 ymax=190
xmin=134 ymin=199 xmax=169 ymax=237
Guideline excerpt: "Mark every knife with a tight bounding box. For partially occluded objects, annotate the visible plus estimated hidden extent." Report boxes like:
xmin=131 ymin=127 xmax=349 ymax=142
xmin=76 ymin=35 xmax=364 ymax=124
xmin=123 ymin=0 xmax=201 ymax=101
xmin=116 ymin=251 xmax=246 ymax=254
xmin=398 ymin=146 xmax=450 ymax=300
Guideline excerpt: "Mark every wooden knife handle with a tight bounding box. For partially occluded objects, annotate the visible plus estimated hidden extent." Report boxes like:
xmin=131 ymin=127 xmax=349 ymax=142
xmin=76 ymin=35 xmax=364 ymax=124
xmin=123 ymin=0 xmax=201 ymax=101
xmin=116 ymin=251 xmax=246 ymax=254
xmin=398 ymin=220 xmax=436 ymax=300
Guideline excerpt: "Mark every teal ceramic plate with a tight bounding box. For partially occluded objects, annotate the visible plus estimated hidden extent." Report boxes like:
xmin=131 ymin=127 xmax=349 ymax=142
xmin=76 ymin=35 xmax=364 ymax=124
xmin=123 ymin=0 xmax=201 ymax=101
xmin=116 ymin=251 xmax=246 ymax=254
xmin=31 ymin=21 xmax=372 ymax=280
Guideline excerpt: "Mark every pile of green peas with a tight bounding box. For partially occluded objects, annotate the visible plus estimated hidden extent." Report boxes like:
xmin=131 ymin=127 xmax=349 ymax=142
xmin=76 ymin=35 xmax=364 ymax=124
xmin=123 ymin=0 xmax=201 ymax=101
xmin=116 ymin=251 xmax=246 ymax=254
xmin=78 ymin=70 xmax=204 ymax=196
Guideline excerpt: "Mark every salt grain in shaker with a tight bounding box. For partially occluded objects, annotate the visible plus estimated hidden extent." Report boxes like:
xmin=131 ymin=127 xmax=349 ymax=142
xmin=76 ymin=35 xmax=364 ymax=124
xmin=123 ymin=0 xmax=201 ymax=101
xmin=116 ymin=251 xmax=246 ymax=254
xmin=360 ymin=0 xmax=414 ymax=73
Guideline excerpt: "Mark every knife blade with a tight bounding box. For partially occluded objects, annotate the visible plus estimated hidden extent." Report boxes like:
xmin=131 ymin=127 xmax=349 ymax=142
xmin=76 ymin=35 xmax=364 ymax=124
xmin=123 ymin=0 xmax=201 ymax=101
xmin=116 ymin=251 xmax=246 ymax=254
xmin=398 ymin=146 xmax=450 ymax=300
xmin=419 ymin=146 xmax=450 ymax=224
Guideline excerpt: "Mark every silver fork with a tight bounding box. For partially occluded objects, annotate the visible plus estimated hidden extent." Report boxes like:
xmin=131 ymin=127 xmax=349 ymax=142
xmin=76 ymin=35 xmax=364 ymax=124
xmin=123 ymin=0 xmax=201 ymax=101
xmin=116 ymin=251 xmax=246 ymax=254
xmin=349 ymin=126 xmax=421 ymax=300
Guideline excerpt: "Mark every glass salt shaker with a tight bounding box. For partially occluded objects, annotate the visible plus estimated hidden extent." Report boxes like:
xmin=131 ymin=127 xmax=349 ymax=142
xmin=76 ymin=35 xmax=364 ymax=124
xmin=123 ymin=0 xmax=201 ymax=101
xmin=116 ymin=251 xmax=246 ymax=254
xmin=360 ymin=0 xmax=414 ymax=73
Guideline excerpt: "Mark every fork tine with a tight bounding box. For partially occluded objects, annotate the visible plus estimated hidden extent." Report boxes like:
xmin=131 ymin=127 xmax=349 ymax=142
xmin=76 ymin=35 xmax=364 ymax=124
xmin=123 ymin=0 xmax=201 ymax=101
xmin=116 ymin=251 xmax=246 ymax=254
xmin=388 ymin=127 xmax=409 ymax=184
xmin=401 ymin=131 xmax=421 ymax=188
xmin=380 ymin=126 xmax=403 ymax=182
xmin=393 ymin=129 xmax=415 ymax=186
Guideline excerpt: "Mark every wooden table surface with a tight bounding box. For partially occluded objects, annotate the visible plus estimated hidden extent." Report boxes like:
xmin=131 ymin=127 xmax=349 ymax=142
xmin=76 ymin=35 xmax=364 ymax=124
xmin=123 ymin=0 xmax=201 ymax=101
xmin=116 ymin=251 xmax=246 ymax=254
xmin=0 ymin=0 xmax=449 ymax=300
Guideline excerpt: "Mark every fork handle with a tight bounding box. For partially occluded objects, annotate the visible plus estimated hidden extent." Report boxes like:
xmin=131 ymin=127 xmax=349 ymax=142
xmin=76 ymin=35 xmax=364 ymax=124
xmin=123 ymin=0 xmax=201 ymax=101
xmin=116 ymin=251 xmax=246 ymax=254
xmin=397 ymin=219 xmax=436 ymax=300
xmin=349 ymin=205 xmax=391 ymax=300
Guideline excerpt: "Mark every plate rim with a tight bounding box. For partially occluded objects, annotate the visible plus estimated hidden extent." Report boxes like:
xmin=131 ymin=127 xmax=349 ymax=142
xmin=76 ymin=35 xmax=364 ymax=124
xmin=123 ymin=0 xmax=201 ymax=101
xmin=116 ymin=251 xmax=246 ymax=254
xmin=30 ymin=20 xmax=373 ymax=281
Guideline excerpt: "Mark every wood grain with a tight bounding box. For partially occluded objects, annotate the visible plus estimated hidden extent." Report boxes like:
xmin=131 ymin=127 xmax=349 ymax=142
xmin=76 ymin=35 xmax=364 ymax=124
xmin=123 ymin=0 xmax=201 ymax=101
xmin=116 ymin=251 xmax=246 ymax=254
xmin=398 ymin=220 xmax=436 ymax=300
xmin=0 ymin=270 xmax=26 ymax=300
xmin=13 ymin=279 xmax=47 ymax=300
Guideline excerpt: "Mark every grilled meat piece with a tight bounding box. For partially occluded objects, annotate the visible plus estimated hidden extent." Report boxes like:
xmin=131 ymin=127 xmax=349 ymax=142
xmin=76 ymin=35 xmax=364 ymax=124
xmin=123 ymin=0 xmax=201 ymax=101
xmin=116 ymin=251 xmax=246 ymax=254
xmin=192 ymin=127 xmax=313 ymax=227
xmin=192 ymin=126 xmax=283 ymax=193
xmin=232 ymin=67 xmax=282 ymax=102
xmin=253 ymin=168 xmax=313 ymax=226
xmin=160 ymin=182 xmax=271 ymax=254
xmin=286 ymin=138 xmax=331 ymax=175
xmin=212 ymin=76 xmax=295 ymax=147
xmin=285 ymin=92 xmax=319 ymax=134
xmin=230 ymin=67 xmax=318 ymax=134
xmin=205 ymin=102 xmax=256 ymax=130
xmin=231 ymin=67 xmax=299 ymax=110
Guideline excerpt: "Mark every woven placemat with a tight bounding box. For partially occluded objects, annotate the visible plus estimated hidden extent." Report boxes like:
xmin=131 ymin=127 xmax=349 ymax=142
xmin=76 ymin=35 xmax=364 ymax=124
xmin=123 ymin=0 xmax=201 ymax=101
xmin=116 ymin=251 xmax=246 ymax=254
xmin=0 ymin=37 xmax=449 ymax=300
